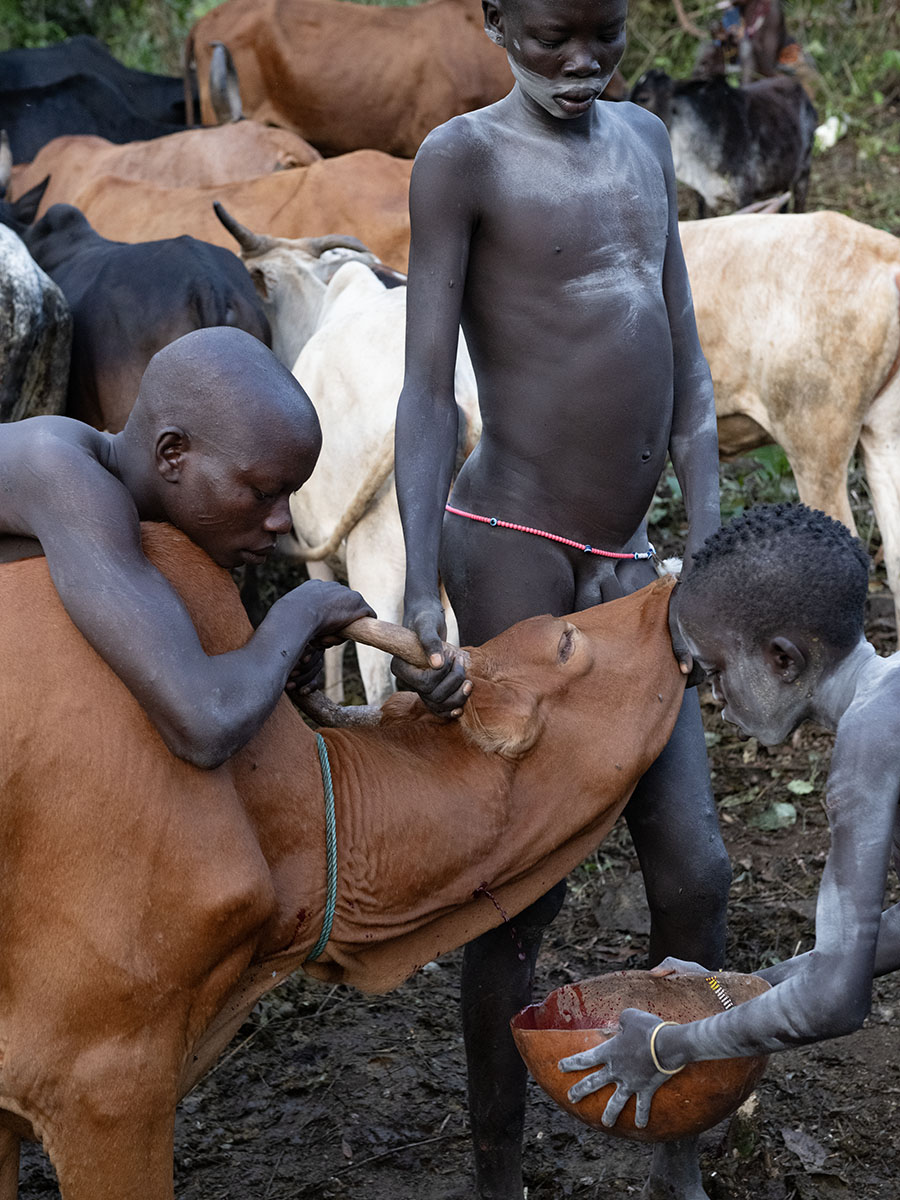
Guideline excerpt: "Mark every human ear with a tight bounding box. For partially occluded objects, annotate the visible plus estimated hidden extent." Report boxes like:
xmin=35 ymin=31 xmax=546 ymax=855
xmin=767 ymin=636 xmax=807 ymax=683
xmin=482 ymin=1 xmax=505 ymax=46
xmin=156 ymin=429 xmax=189 ymax=483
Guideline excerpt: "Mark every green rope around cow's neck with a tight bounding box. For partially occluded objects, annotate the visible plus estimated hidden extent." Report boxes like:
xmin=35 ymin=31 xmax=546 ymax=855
xmin=306 ymin=733 xmax=337 ymax=962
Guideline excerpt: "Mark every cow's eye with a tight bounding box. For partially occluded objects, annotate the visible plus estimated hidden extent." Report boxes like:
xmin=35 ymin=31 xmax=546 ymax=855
xmin=557 ymin=625 xmax=577 ymax=664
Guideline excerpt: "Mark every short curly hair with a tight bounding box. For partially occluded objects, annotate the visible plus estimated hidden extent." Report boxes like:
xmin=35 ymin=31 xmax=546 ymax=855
xmin=680 ymin=504 xmax=871 ymax=651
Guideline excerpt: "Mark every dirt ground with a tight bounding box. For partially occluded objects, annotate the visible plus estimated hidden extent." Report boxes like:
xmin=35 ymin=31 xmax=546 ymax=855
xmin=14 ymin=78 xmax=900 ymax=1200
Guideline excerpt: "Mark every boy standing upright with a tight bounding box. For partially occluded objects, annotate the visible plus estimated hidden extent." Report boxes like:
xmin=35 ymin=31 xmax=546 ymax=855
xmin=393 ymin=0 xmax=730 ymax=1196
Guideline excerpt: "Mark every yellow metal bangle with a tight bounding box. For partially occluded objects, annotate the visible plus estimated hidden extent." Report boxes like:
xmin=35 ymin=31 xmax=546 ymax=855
xmin=649 ymin=1021 xmax=685 ymax=1075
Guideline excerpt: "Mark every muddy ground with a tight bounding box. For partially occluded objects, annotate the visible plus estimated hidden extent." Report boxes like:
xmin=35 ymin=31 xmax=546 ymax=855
xmin=15 ymin=89 xmax=900 ymax=1200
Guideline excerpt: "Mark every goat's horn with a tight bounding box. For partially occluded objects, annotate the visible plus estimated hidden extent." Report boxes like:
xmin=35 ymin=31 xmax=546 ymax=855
xmin=213 ymin=202 xmax=277 ymax=255
xmin=339 ymin=617 xmax=435 ymax=669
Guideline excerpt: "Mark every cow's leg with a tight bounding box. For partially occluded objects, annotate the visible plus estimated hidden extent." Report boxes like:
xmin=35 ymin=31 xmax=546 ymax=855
xmin=44 ymin=1102 xmax=175 ymax=1200
xmin=0 ymin=1130 xmax=19 ymax=1200
xmin=860 ymin=372 xmax=900 ymax=630
xmin=625 ymin=688 xmax=731 ymax=1200
xmin=461 ymin=880 xmax=568 ymax=1200
xmin=36 ymin=1051 xmax=179 ymax=1200
xmin=772 ymin=421 xmax=860 ymax=538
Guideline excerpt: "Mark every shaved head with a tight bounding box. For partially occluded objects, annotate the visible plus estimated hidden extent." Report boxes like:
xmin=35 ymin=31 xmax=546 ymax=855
xmin=131 ymin=327 xmax=321 ymax=457
xmin=115 ymin=326 xmax=323 ymax=566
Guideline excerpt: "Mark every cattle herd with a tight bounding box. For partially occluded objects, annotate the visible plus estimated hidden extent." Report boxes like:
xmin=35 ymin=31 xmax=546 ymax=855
xmin=0 ymin=0 xmax=899 ymax=1195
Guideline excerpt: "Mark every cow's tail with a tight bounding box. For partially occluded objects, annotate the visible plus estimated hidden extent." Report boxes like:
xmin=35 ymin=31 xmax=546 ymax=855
xmin=183 ymin=27 xmax=197 ymax=126
xmin=287 ymin=429 xmax=397 ymax=562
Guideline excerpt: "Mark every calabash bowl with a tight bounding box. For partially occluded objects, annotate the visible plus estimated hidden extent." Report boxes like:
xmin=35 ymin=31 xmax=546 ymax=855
xmin=511 ymin=970 xmax=770 ymax=1142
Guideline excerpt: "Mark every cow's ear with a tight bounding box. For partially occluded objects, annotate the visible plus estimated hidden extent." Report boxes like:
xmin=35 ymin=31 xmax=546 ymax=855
xmin=247 ymin=262 xmax=274 ymax=300
xmin=461 ymin=678 xmax=542 ymax=761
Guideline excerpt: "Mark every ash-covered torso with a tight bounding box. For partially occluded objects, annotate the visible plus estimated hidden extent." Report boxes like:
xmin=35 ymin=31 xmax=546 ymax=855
xmin=447 ymin=96 xmax=673 ymax=548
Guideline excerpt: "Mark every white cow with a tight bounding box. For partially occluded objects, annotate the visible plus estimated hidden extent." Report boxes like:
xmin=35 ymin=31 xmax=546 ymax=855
xmin=287 ymin=262 xmax=478 ymax=701
xmin=215 ymin=207 xmax=479 ymax=702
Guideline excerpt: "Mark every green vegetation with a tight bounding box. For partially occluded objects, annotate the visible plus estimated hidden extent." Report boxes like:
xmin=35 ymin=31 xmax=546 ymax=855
xmin=0 ymin=0 xmax=217 ymax=70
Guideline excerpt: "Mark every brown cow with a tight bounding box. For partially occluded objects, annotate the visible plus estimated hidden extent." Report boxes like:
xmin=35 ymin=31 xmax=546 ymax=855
xmin=184 ymin=0 xmax=513 ymax=157
xmin=69 ymin=150 xmax=414 ymax=270
xmin=9 ymin=124 xmax=322 ymax=216
xmin=0 ymin=524 xmax=682 ymax=1199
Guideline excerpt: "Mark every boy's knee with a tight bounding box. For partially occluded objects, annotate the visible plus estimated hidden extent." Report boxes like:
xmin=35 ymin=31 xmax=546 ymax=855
xmin=644 ymin=839 xmax=732 ymax=917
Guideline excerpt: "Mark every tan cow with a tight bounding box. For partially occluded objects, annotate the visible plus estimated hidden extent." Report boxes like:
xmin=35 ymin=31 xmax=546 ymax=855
xmin=69 ymin=151 xmax=414 ymax=270
xmin=0 ymin=524 xmax=682 ymax=1199
xmin=184 ymin=0 xmax=513 ymax=157
xmin=680 ymin=210 xmax=900 ymax=626
xmin=9 ymin=124 xmax=322 ymax=215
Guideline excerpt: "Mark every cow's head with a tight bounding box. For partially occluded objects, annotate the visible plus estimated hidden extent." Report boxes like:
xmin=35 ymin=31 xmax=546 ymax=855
xmin=312 ymin=583 xmax=680 ymax=774
xmin=456 ymin=614 xmax=594 ymax=760
xmin=213 ymin=202 xmax=382 ymax=367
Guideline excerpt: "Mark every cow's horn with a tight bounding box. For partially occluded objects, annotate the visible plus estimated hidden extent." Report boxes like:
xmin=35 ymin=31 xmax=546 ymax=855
xmin=213 ymin=202 xmax=277 ymax=255
xmin=296 ymin=691 xmax=381 ymax=727
xmin=339 ymin=617 xmax=434 ymax=669
xmin=295 ymin=617 xmax=462 ymax=727
xmin=209 ymin=40 xmax=243 ymax=124
xmin=734 ymin=191 xmax=791 ymax=215
xmin=302 ymin=234 xmax=374 ymax=258
xmin=0 ymin=131 xmax=11 ymax=195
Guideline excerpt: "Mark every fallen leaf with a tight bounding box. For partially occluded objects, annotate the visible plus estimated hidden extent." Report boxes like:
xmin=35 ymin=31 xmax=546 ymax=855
xmin=751 ymin=801 xmax=797 ymax=831
xmin=781 ymin=1127 xmax=827 ymax=1171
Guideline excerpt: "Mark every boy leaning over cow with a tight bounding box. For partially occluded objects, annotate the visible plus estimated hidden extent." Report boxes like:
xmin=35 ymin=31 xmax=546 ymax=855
xmin=390 ymin=0 xmax=731 ymax=1195
xmin=562 ymin=504 xmax=900 ymax=1134
xmin=0 ymin=325 xmax=373 ymax=768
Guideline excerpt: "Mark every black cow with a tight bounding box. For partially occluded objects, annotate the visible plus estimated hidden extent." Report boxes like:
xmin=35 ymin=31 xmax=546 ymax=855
xmin=0 ymin=35 xmax=196 ymax=163
xmin=3 ymin=204 xmax=271 ymax=431
xmin=629 ymin=70 xmax=817 ymax=216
